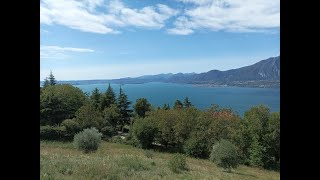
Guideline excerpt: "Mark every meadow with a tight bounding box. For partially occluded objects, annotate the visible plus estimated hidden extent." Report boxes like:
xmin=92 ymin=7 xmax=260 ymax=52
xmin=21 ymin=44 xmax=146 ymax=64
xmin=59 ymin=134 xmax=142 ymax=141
xmin=40 ymin=141 xmax=280 ymax=180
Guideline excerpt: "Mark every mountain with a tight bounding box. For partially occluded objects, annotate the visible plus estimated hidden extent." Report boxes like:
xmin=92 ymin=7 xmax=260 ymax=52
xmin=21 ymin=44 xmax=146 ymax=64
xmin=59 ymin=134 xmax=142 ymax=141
xmin=109 ymin=56 xmax=280 ymax=88
xmin=47 ymin=56 xmax=280 ymax=88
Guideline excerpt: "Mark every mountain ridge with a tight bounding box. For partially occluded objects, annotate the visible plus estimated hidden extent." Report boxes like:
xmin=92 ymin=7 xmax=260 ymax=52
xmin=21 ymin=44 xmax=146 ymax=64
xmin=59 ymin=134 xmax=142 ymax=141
xmin=42 ymin=56 xmax=280 ymax=88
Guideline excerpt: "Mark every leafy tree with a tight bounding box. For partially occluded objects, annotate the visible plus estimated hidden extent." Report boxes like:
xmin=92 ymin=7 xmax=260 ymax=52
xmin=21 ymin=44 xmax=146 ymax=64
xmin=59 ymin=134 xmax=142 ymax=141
xmin=100 ymin=83 xmax=116 ymax=110
xmin=40 ymin=84 xmax=86 ymax=125
xmin=102 ymin=104 xmax=121 ymax=127
xmin=210 ymin=139 xmax=240 ymax=172
xmin=133 ymin=98 xmax=151 ymax=118
xmin=117 ymin=86 xmax=132 ymax=130
xmin=90 ymin=88 xmax=101 ymax=110
xmin=132 ymin=118 xmax=158 ymax=149
xmin=162 ymin=103 xmax=170 ymax=110
xmin=48 ymin=71 xmax=57 ymax=85
xmin=43 ymin=77 xmax=50 ymax=88
xmin=183 ymin=97 xmax=192 ymax=108
xmin=248 ymin=135 xmax=264 ymax=167
xmin=75 ymin=103 xmax=104 ymax=130
xmin=173 ymin=100 xmax=183 ymax=109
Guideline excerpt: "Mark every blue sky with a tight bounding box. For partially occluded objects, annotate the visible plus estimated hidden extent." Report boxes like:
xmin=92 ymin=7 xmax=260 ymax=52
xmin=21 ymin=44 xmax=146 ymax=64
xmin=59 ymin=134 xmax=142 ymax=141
xmin=40 ymin=0 xmax=280 ymax=80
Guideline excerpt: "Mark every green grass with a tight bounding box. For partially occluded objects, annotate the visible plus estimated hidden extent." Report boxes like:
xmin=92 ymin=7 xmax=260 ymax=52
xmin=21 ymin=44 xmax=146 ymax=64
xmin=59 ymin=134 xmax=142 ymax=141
xmin=40 ymin=141 xmax=279 ymax=180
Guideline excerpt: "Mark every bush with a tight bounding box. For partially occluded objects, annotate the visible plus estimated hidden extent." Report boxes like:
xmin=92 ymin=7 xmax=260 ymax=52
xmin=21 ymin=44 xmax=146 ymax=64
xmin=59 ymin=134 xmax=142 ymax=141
xmin=73 ymin=128 xmax=102 ymax=153
xmin=101 ymin=126 xmax=117 ymax=138
xmin=183 ymin=133 xmax=211 ymax=158
xmin=61 ymin=119 xmax=80 ymax=135
xmin=144 ymin=149 xmax=154 ymax=159
xmin=110 ymin=136 xmax=126 ymax=144
xmin=40 ymin=125 xmax=68 ymax=141
xmin=168 ymin=153 xmax=188 ymax=173
xmin=132 ymin=118 xmax=158 ymax=149
xmin=210 ymin=139 xmax=240 ymax=172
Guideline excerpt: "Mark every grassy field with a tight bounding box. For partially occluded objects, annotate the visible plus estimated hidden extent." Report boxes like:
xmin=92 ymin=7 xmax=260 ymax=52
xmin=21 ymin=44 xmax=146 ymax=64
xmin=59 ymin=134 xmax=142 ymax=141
xmin=40 ymin=141 xmax=280 ymax=180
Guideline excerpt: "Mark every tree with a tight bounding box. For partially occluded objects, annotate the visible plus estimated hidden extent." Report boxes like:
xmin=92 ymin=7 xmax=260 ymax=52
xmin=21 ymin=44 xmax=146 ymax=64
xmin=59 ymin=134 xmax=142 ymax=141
xmin=117 ymin=86 xmax=132 ymax=130
xmin=40 ymin=84 xmax=86 ymax=125
xmin=248 ymin=135 xmax=264 ymax=167
xmin=173 ymin=100 xmax=183 ymax=109
xmin=162 ymin=103 xmax=170 ymax=110
xmin=132 ymin=118 xmax=158 ymax=149
xmin=210 ymin=139 xmax=240 ymax=172
xmin=75 ymin=103 xmax=104 ymax=130
xmin=133 ymin=98 xmax=151 ymax=118
xmin=100 ymin=83 xmax=116 ymax=110
xmin=48 ymin=71 xmax=57 ymax=85
xmin=102 ymin=104 xmax=120 ymax=127
xmin=90 ymin=88 xmax=101 ymax=110
xmin=43 ymin=77 xmax=50 ymax=88
xmin=183 ymin=97 xmax=192 ymax=108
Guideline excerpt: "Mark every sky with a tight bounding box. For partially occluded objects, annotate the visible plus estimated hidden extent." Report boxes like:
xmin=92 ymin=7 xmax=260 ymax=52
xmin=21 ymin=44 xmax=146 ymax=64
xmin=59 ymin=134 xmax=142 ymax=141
xmin=40 ymin=0 xmax=280 ymax=81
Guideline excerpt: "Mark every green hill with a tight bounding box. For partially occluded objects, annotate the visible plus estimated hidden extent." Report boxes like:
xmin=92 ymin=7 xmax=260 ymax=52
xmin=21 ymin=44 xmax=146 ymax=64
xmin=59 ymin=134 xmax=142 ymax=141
xmin=40 ymin=141 xmax=280 ymax=180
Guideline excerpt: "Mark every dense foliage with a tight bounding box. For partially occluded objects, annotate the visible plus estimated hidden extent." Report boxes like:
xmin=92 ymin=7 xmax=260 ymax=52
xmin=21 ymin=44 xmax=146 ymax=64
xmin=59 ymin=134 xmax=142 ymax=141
xmin=210 ymin=139 xmax=240 ymax=172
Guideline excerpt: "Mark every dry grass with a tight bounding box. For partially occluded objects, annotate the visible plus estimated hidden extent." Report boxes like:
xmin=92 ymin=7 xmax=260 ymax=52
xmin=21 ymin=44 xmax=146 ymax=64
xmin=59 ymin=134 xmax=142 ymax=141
xmin=40 ymin=141 xmax=280 ymax=180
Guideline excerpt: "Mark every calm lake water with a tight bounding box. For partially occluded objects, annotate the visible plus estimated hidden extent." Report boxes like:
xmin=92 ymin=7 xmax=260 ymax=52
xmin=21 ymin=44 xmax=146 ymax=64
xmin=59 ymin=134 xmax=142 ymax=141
xmin=74 ymin=82 xmax=280 ymax=116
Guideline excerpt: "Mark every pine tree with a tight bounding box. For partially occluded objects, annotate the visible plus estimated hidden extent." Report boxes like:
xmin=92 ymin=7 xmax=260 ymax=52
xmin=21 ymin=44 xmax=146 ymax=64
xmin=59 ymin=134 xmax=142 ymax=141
xmin=117 ymin=86 xmax=132 ymax=131
xmin=162 ymin=103 xmax=170 ymax=110
xmin=48 ymin=71 xmax=57 ymax=85
xmin=90 ymin=88 xmax=101 ymax=110
xmin=173 ymin=100 xmax=183 ymax=109
xmin=43 ymin=77 xmax=50 ymax=88
xmin=184 ymin=97 xmax=192 ymax=108
xmin=100 ymin=83 xmax=116 ymax=110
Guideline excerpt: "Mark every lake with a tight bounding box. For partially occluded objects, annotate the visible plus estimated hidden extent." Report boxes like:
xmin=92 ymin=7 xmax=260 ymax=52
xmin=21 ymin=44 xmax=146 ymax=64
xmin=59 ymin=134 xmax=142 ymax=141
xmin=74 ymin=82 xmax=280 ymax=116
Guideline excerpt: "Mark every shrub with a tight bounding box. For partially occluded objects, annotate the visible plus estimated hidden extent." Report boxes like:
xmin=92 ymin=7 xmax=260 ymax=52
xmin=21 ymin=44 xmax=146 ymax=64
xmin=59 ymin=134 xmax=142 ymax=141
xmin=110 ymin=136 xmax=126 ymax=144
xmin=183 ymin=133 xmax=211 ymax=158
xmin=61 ymin=119 xmax=80 ymax=135
xmin=144 ymin=149 xmax=154 ymax=159
xmin=101 ymin=126 xmax=117 ymax=138
xmin=73 ymin=128 xmax=102 ymax=153
xmin=40 ymin=125 xmax=68 ymax=141
xmin=210 ymin=139 xmax=240 ymax=172
xmin=168 ymin=153 xmax=188 ymax=173
xmin=132 ymin=118 xmax=158 ymax=149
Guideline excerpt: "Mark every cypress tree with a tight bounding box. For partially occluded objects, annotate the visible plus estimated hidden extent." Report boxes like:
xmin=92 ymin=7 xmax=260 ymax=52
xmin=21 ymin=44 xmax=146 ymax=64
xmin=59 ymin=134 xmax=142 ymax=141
xmin=117 ymin=86 xmax=132 ymax=131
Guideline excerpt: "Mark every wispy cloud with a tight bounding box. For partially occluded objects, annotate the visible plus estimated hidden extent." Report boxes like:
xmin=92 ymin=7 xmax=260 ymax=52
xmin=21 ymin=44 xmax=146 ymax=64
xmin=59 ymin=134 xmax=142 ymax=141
xmin=169 ymin=0 xmax=280 ymax=35
xmin=40 ymin=0 xmax=178 ymax=34
xmin=40 ymin=45 xmax=94 ymax=59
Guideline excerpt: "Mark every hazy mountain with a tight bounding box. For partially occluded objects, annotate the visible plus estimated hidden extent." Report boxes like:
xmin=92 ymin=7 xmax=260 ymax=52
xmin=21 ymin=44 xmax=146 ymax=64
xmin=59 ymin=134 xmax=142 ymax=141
xmin=44 ymin=56 xmax=280 ymax=88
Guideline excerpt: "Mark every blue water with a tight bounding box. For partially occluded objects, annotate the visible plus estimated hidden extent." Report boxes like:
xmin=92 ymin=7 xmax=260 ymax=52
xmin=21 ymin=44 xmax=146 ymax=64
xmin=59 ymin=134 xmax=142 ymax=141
xmin=73 ymin=82 xmax=280 ymax=116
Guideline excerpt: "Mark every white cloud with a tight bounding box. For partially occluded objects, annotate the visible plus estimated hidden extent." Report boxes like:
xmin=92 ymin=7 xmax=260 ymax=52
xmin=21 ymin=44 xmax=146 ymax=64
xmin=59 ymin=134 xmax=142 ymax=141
xmin=171 ymin=0 xmax=280 ymax=35
xmin=40 ymin=45 xmax=94 ymax=59
xmin=40 ymin=0 xmax=178 ymax=33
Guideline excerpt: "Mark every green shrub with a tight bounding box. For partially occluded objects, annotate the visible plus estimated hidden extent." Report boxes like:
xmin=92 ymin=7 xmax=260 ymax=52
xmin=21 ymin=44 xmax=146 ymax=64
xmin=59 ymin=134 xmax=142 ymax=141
xmin=183 ymin=134 xmax=210 ymax=158
xmin=61 ymin=119 xmax=81 ymax=135
xmin=40 ymin=125 xmax=68 ymax=141
xmin=168 ymin=153 xmax=188 ymax=173
xmin=210 ymin=139 xmax=240 ymax=172
xmin=101 ymin=126 xmax=117 ymax=138
xmin=144 ymin=149 xmax=154 ymax=159
xmin=73 ymin=128 xmax=102 ymax=153
xmin=132 ymin=118 xmax=158 ymax=149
